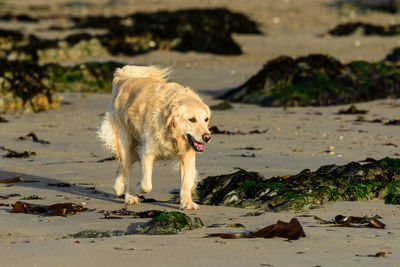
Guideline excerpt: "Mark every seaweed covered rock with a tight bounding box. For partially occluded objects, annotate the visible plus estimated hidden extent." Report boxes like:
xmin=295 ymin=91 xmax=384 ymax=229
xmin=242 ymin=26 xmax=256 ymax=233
xmin=131 ymin=211 xmax=204 ymax=235
xmin=37 ymin=38 xmax=110 ymax=63
xmin=221 ymin=54 xmax=400 ymax=106
xmin=327 ymin=22 xmax=400 ymax=36
xmin=0 ymin=31 xmax=110 ymax=63
xmin=0 ymin=59 xmax=58 ymax=113
xmin=72 ymin=8 xmax=261 ymax=55
xmin=47 ymin=61 xmax=122 ymax=93
xmin=197 ymin=158 xmax=400 ymax=211
xmin=0 ymin=8 xmax=261 ymax=61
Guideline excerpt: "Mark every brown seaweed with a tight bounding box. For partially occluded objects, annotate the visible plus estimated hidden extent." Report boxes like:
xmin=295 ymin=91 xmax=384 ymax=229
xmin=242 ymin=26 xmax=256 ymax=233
xmin=314 ymin=215 xmax=385 ymax=229
xmin=102 ymin=208 xmax=163 ymax=219
xmin=47 ymin=183 xmax=71 ymax=187
xmin=97 ymin=156 xmax=117 ymax=163
xmin=209 ymin=126 xmax=267 ymax=135
xmin=338 ymin=105 xmax=368 ymax=115
xmin=356 ymin=252 xmax=391 ymax=258
xmin=0 ymin=177 xmax=23 ymax=183
xmin=385 ymin=119 xmax=400 ymax=126
xmin=0 ymin=116 xmax=8 ymax=122
xmin=18 ymin=132 xmax=50 ymax=144
xmin=10 ymin=201 xmax=89 ymax=216
xmin=327 ymin=22 xmax=400 ymax=37
xmin=0 ymin=193 xmax=20 ymax=199
xmin=206 ymin=218 xmax=305 ymax=240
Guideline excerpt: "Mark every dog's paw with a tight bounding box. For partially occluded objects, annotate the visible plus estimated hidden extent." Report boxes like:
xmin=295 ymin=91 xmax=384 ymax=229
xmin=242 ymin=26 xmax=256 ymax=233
xmin=180 ymin=200 xmax=199 ymax=210
xmin=125 ymin=193 xmax=140 ymax=205
xmin=136 ymin=182 xmax=152 ymax=194
xmin=113 ymin=177 xmax=125 ymax=197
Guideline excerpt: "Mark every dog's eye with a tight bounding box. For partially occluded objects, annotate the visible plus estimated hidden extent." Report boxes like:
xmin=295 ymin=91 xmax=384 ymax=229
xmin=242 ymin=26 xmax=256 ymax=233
xmin=189 ymin=117 xmax=196 ymax=123
xmin=205 ymin=118 xmax=209 ymax=122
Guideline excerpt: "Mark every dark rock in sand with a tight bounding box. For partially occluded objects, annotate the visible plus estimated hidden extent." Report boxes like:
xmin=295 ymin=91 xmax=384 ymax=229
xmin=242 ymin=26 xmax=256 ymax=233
xmin=131 ymin=211 xmax=204 ymax=235
xmin=197 ymin=157 xmax=400 ymax=211
xmin=221 ymin=54 xmax=400 ymax=107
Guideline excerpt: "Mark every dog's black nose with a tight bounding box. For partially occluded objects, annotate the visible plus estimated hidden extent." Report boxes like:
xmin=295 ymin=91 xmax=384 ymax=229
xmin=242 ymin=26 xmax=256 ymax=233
xmin=202 ymin=133 xmax=211 ymax=142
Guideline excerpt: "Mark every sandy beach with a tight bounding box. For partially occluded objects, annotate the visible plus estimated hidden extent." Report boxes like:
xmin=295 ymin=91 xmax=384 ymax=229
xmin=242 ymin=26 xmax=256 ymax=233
xmin=1 ymin=0 xmax=400 ymax=266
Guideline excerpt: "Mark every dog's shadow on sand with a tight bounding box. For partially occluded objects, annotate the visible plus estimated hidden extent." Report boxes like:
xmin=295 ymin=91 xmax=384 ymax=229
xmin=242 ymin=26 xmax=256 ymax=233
xmin=0 ymin=169 xmax=180 ymax=210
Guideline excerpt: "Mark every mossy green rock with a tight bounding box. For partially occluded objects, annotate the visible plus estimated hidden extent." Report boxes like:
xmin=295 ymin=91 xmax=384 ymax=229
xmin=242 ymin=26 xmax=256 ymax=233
xmin=47 ymin=61 xmax=121 ymax=93
xmin=197 ymin=158 xmax=400 ymax=211
xmin=132 ymin=212 xmax=204 ymax=235
xmin=221 ymin=54 xmax=400 ymax=107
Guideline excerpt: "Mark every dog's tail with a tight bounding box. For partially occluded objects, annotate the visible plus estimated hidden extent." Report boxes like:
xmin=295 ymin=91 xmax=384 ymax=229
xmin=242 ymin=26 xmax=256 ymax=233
xmin=113 ymin=65 xmax=171 ymax=86
xmin=97 ymin=112 xmax=118 ymax=154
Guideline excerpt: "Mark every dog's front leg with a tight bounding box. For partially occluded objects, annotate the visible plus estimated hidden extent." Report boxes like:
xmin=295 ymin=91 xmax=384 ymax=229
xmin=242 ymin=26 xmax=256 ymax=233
xmin=137 ymin=153 xmax=155 ymax=194
xmin=179 ymin=150 xmax=199 ymax=210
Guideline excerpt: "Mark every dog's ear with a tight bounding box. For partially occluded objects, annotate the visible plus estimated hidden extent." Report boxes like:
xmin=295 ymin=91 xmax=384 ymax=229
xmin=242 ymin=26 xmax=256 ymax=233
xmin=165 ymin=105 xmax=178 ymax=128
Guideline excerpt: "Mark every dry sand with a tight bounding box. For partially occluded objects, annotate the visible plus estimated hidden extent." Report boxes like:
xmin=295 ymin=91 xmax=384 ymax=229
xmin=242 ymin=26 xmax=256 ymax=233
xmin=1 ymin=0 xmax=400 ymax=266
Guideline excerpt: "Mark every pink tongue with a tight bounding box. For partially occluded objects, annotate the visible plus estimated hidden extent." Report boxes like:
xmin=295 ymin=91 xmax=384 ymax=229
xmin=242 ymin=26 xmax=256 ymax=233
xmin=194 ymin=141 xmax=205 ymax=151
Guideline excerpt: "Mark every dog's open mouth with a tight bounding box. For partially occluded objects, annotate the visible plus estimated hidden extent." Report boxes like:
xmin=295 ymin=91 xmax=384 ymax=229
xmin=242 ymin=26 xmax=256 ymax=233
xmin=187 ymin=134 xmax=205 ymax=152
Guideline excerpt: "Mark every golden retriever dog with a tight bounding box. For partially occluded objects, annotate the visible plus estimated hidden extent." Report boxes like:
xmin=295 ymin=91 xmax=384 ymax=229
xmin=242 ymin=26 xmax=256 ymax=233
xmin=98 ymin=65 xmax=211 ymax=210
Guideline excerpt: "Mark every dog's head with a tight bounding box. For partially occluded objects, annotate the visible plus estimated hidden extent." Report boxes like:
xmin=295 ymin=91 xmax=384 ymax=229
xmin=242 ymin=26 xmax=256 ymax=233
xmin=166 ymin=100 xmax=211 ymax=152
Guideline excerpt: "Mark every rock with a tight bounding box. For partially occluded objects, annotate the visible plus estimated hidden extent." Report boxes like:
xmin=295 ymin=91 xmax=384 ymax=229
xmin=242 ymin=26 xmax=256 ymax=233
xmin=221 ymin=54 xmax=400 ymax=107
xmin=131 ymin=211 xmax=204 ymax=235
xmin=37 ymin=38 xmax=110 ymax=63
xmin=71 ymin=8 xmax=262 ymax=55
xmin=197 ymin=158 xmax=400 ymax=211
xmin=0 ymin=59 xmax=59 ymax=113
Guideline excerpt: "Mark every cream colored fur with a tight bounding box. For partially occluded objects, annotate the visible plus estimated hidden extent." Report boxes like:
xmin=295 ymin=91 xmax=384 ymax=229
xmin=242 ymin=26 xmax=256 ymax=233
xmin=98 ymin=65 xmax=211 ymax=210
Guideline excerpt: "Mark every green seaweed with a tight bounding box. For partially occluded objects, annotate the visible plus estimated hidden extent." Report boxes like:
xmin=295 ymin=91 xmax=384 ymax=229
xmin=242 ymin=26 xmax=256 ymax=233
xmin=132 ymin=211 xmax=204 ymax=235
xmin=197 ymin=157 xmax=400 ymax=211
xmin=66 ymin=229 xmax=125 ymax=238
